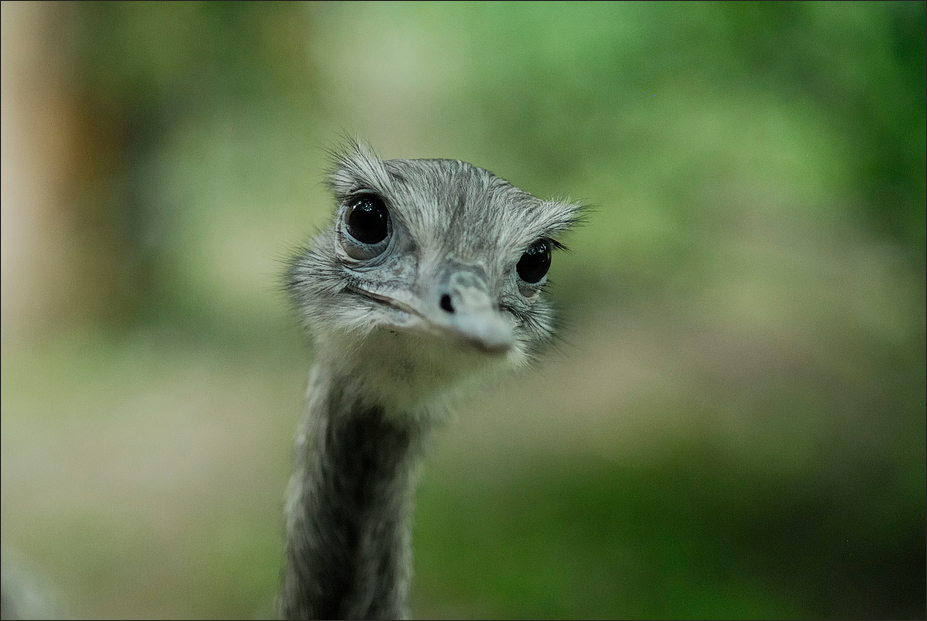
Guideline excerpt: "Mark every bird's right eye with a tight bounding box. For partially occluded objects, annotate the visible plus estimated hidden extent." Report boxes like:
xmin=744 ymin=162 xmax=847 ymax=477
xmin=345 ymin=195 xmax=389 ymax=245
xmin=516 ymin=238 xmax=552 ymax=284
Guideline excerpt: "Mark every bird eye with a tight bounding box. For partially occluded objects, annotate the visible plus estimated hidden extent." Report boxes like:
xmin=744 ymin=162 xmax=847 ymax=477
xmin=345 ymin=195 xmax=389 ymax=245
xmin=516 ymin=239 xmax=552 ymax=284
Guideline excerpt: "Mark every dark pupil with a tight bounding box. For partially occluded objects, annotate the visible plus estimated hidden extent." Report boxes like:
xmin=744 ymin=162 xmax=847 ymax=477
xmin=516 ymin=239 xmax=552 ymax=283
xmin=345 ymin=196 xmax=389 ymax=244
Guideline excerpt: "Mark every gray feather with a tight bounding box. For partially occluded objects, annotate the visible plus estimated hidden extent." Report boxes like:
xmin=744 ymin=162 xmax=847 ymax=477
xmin=280 ymin=141 xmax=581 ymax=619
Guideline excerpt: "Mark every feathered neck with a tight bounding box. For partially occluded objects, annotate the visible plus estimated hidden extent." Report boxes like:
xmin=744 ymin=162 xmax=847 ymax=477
xmin=279 ymin=364 xmax=425 ymax=619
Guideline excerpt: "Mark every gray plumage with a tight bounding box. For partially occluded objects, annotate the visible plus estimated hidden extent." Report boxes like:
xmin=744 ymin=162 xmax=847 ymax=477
xmin=280 ymin=142 xmax=581 ymax=619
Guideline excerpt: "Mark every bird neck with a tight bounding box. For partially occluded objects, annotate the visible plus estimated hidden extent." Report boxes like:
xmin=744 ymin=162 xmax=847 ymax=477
xmin=279 ymin=364 xmax=425 ymax=620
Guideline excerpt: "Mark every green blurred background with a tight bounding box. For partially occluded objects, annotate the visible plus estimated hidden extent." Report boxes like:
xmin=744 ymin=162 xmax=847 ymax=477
xmin=1 ymin=2 xmax=924 ymax=618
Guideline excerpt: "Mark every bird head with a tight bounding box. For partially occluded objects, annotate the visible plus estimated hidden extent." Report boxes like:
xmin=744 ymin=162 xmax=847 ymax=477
xmin=287 ymin=142 xmax=582 ymax=413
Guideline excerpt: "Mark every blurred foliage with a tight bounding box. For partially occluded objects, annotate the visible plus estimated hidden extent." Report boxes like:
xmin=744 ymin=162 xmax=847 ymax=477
xmin=2 ymin=1 xmax=924 ymax=619
xmin=57 ymin=1 xmax=925 ymax=330
xmin=456 ymin=1 xmax=926 ymax=255
xmin=416 ymin=448 xmax=924 ymax=619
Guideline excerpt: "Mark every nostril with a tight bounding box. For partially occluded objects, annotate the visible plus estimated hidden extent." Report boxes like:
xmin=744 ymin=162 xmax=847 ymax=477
xmin=440 ymin=294 xmax=455 ymax=314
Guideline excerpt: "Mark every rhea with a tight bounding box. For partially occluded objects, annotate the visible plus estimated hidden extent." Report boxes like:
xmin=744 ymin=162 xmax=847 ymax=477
xmin=280 ymin=143 xmax=581 ymax=619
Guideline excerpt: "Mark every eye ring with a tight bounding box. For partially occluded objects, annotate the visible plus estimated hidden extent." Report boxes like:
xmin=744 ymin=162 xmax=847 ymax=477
xmin=516 ymin=239 xmax=552 ymax=284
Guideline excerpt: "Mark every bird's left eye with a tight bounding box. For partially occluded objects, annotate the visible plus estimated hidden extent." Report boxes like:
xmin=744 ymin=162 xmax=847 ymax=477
xmin=345 ymin=195 xmax=389 ymax=244
xmin=516 ymin=239 xmax=552 ymax=284
xmin=340 ymin=194 xmax=392 ymax=260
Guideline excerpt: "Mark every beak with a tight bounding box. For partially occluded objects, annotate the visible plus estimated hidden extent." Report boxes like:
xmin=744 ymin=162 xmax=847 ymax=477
xmin=357 ymin=263 xmax=514 ymax=355
xmin=430 ymin=265 xmax=513 ymax=355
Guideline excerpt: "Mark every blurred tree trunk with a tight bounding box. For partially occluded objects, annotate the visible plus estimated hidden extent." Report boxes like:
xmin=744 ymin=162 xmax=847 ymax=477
xmin=2 ymin=1 xmax=143 ymax=342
